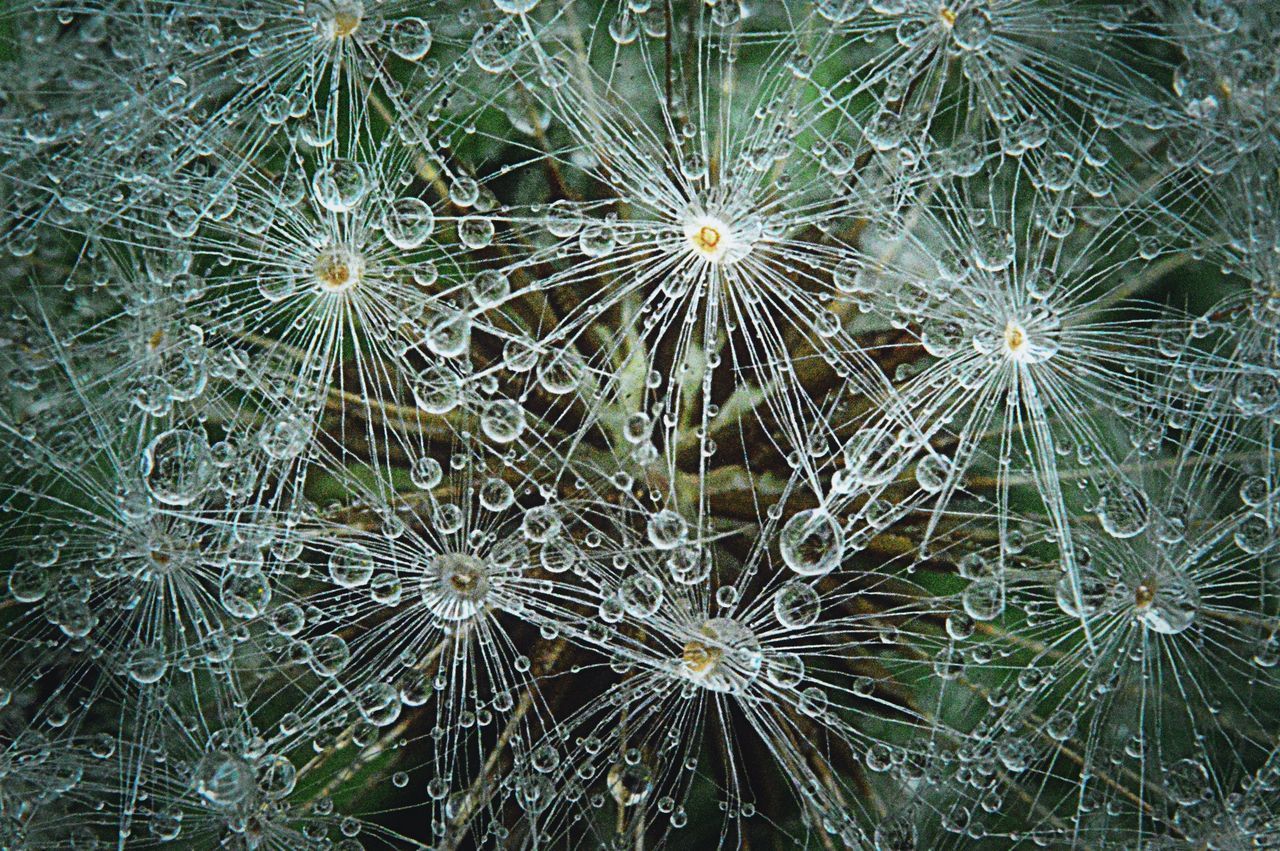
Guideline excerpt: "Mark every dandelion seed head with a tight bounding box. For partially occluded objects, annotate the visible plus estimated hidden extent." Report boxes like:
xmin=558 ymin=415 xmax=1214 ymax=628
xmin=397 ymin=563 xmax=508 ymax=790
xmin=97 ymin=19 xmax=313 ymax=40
xmin=1128 ymin=571 xmax=1199 ymax=635
xmin=135 ymin=532 xmax=197 ymax=580
xmin=423 ymin=552 xmax=493 ymax=621
xmin=312 ymin=245 xmax=364 ymax=295
xmin=1003 ymin=320 xmax=1030 ymax=359
xmin=6 ymin=2 xmax=1276 ymax=846
xmin=679 ymin=618 xmax=762 ymax=694
xmin=312 ymin=0 xmax=365 ymax=40
xmin=987 ymin=315 xmax=1060 ymax=364
xmin=682 ymin=209 xmax=750 ymax=265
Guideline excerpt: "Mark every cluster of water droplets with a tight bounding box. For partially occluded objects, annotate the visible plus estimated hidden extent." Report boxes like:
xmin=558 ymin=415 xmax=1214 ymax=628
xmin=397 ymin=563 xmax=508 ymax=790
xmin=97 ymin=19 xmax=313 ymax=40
xmin=0 ymin=1 xmax=1277 ymax=849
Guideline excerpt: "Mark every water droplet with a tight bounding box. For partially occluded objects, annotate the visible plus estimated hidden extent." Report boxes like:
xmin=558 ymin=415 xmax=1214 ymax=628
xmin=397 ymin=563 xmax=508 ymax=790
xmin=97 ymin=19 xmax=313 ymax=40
xmin=388 ymin=17 xmax=432 ymax=61
xmin=257 ymin=754 xmax=297 ymax=799
xmin=608 ymin=8 xmax=639 ymax=44
xmin=195 ymin=753 xmax=253 ymax=808
xmin=765 ymin=652 xmax=804 ymax=688
xmin=779 ymin=508 xmax=843 ymax=576
xmin=411 ymin=457 xmax=443 ymax=490
xmin=143 ymin=429 xmax=215 ymax=507
xmin=522 ymin=506 xmax=561 ymax=542
xmin=773 ymin=581 xmax=821 ymax=628
xmin=1055 ymin=572 xmax=1106 ymax=619
xmin=357 ymin=681 xmax=403 ymax=726
xmin=480 ymin=399 xmax=526 ymax=443
xmin=1097 ymin=482 xmax=1150 ymax=538
xmin=310 ymin=634 xmax=351 ymax=677
xmin=621 ymin=573 xmax=663 ymax=617
xmin=680 ymin=618 xmax=762 ymax=694
xmin=950 ymin=7 xmax=993 ymax=51
xmin=1133 ymin=572 xmax=1198 ymax=635
xmin=425 ymin=310 xmax=472 ymax=358
xmin=329 ymin=541 xmax=375 ymax=588
xmin=494 ymin=0 xmax=539 ymax=12
xmin=313 ymin=158 xmax=370 ymax=212
xmin=647 ymin=510 xmax=688 ymax=550
xmin=383 ymin=197 xmax=435 ymax=248
xmin=220 ymin=569 xmax=272 ymax=618
xmin=1165 ymin=758 xmax=1209 ymax=806
xmin=458 ymin=215 xmax=495 ymax=249
xmin=470 ymin=270 xmax=510 ymax=308
xmin=531 ymin=744 xmax=560 ymax=772
xmin=915 ymin=453 xmax=952 ymax=493
xmin=126 ymin=645 xmax=168 ymax=684
xmin=961 ymin=577 xmax=1003 ymax=621
xmin=479 ymin=477 xmax=515 ymax=511
xmin=608 ymin=761 xmax=653 ymax=806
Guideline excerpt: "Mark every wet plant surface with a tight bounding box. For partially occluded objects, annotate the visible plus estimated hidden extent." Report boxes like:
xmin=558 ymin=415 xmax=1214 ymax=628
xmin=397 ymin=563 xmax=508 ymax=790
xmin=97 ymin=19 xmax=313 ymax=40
xmin=0 ymin=1 xmax=1277 ymax=849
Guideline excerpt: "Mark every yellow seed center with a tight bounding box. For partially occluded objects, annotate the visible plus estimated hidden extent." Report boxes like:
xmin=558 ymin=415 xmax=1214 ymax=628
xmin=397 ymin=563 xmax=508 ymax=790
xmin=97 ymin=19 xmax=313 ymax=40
xmin=450 ymin=571 xmax=477 ymax=592
xmin=1004 ymin=321 xmax=1026 ymax=353
xmin=683 ymin=212 xmax=745 ymax=264
xmin=332 ymin=11 xmax=361 ymax=38
xmin=319 ymin=263 xmax=350 ymax=290
xmin=1135 ymin=580 xmax=1156 ymax=609
xmin=939 ymin=6 xmax=957 ymax=27
xmin=314 ymin=249 xmax=362 ymax=293
xmin=682 ymin=639 xmax=722 ymax=676
xmin=147 ymin=328 xmax=165 ymax=351
xmin=693 ymin=225 xmax=722 ymax=253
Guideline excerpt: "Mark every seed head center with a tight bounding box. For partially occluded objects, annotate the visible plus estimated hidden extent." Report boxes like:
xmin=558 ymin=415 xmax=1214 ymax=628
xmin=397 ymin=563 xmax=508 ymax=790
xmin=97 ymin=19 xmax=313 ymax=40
xmin=449 ymin=571 xmax=477 ymax=593
xmin=314 ymin=247 xmax=364 ymax=294
xmin=443 ymin=563 xmax=484 ymax=596
xmin=434 ymin=553 xmax=491 ymax=603
xmin=423 ymin=552 xmax=493 ymax=622
xmin=142 ymin=540 xmax=193 ymax=578
xmin=684 ymin=215 xmax=735 ymax=263
xmin=1134 ymin=580 xmax=1156 ymax=610
xmin=330 ymin=0 xmax=365 ymax=37
xmin=1004 ymin=321 xmax=1028 ymax=355
xmin=677 ymin=618 xmax=761 ymax=693
xmin=695 ymin=225 xmax=721 ymax=252
xmin=939 ymin=6 xmax=957 ymax=28
xmin=682 ymin=638 xmax=723 ymax=677
xmin=333 ymin=11 xmax=360 ymax=37
xmin=314 ymin=1 xmax=365 ymax=39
